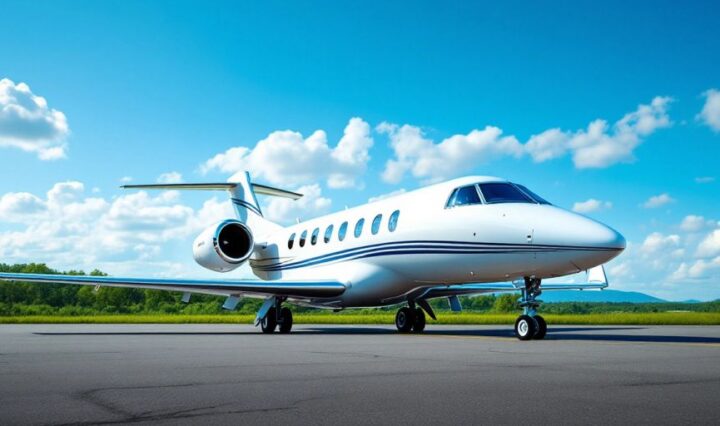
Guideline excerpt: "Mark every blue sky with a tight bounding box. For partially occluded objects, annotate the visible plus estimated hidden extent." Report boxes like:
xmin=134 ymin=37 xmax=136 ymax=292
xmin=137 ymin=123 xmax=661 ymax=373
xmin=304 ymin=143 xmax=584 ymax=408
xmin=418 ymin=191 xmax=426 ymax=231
xmin=0 ymin=1 xmax=718 ymax=300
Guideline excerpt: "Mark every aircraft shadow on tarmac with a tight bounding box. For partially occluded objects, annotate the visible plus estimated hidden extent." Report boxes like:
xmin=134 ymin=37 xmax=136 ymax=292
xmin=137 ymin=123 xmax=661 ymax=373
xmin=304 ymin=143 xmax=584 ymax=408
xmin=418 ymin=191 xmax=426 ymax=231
xmin=34 ymin=326 xmax=720 ymax=345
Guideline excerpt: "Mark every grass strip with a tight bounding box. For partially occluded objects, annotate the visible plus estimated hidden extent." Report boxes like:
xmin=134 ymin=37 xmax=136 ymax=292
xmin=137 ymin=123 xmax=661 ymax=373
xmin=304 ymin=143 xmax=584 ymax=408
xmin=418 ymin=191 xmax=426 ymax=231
xmin=1 ymin=312 xmax=719 ymax=325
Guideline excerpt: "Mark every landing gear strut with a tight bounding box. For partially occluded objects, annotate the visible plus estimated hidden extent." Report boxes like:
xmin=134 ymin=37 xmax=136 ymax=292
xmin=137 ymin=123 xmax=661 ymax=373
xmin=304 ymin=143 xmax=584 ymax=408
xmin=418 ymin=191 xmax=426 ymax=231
xmin=514 ymin=277 xmax=547 ymax=341
xmin=395 ymin=302 xmax=426 ymax=333
xmin=260 ymin=297 xmax=293 ymax=334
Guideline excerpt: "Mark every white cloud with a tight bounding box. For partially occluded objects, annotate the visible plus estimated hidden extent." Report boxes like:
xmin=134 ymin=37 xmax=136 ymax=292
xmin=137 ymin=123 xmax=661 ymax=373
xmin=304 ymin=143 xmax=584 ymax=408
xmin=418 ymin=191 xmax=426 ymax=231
xmin=368 ymin=189 xmax=406 ymax=203
xmin=378 ymin=123 xmax=523 ymax=183
xmin=642 ymin=193 xmax=674 ymax=209
xmin=695 ymin=176 xmax=715 ymax=184
xmin=671 ymin=257 xmax=720 ymax=281
xmin=696 ymin=229 xmax=720 ymax=258
xmin=263 ymin=184 xmax=331 ymax=224
xmin=0 ymin=182 xmax=237 ymax=275
xmin=0 ymin=78 xmax=69 ymax=160
xmin=120 ymin=176 xmax=133 ymax=183
xmin=381 ymin=96 xmax=672 ymax=183
xmin=680 ymin=215 xmax=714 ymax=233
xmin=528 ymin=97 xmax=672 ymax=168
xmin=202 ymin=117 xmax=373 ymax=189
xmin=572 ymin=198 xmax=612 ymax=214
xmin=157 ymin=172 xmax=183 ymax=184
xmin=640 ymin=232 xmax=680 ymax=254
xmin=697 ymin=89 xmax=720 ymax=132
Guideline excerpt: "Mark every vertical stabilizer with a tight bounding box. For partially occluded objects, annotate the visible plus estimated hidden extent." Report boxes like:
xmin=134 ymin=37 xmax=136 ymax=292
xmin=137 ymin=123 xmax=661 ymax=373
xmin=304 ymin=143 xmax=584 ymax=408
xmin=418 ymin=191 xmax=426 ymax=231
xmin=227 ymin=172 xmax=282 ymax=236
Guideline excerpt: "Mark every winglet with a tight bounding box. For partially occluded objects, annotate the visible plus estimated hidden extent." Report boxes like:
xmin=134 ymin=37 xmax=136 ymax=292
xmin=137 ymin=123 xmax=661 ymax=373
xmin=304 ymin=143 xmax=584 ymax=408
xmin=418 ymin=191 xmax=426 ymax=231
xmin=587 ymin=265 xmax=608 ymax=286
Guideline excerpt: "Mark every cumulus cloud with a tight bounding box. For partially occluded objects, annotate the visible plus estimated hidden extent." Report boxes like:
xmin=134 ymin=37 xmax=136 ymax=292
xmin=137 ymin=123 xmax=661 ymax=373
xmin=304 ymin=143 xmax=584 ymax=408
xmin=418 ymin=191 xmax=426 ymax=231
xmin=157 ymin=172 xmax=183 ymax=184
xmin=696 ymin=229 xmax=720 ymax=258
xmin=378 ymin=123 xmax=523 ymax=183
xmin=201 ymin=117 xmax=373 ymax=189
xmin=697 ymin=89 xmax=720 ymax=132
xmin=0 ymin=182 xmax=237 ymax=275
xmin=380 ymin=96 xmax=672 ymax=183
xmin=640 ymin=232 xmax=680 ymax=254
xmin=680 ymin=215 xmax=714 ymax=233
xmin=642 ymin=193 xmax=674 ymax=209
xmin=572 ymin=198 xmax=612 ymax=214
xmin=263 ymin=184 xmax=331 ymax=224
xmin=0 ymin=78 xmax=69 ymax=160
xmin=527 ymin=97 xmax=672 ymax=168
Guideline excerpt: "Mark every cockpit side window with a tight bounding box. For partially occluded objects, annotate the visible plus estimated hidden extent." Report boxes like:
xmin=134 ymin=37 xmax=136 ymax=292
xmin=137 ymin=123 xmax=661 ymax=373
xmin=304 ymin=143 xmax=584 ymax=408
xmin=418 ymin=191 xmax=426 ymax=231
xmin=514 ymin=184 xmax=552 ymax=205
xmin=446 ymin=185 xmax=482 ymax=208
xmin=478 ymin=183 xmax=534 ymax=204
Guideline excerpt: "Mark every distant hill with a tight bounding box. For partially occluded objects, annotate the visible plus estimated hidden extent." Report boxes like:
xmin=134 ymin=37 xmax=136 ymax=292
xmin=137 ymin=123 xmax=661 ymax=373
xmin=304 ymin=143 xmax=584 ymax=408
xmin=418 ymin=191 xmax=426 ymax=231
xmin=540 ymin=289 xmax=666 ymax=303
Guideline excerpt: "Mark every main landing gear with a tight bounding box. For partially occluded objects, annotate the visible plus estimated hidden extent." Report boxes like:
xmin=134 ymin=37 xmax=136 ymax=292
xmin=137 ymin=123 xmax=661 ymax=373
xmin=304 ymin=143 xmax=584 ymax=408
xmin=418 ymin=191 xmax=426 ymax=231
xmin=259 ymin=297 xmax=293 ymax=334
xmin=395 ymin=301 xmax=429 ymax=333
xmin=514 ymin=277 xmax=547 ymax=341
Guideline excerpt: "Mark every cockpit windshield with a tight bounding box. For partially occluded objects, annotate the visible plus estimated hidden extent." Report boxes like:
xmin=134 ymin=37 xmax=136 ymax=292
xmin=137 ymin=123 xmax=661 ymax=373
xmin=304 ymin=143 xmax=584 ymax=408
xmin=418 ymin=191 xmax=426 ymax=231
xmin=514 ymin=184 xmax=552 ymax=205
xmin=445 ymin=182 xmax=553 ymax=207
xmin=478 ymin=183 xmax=534 ymax=204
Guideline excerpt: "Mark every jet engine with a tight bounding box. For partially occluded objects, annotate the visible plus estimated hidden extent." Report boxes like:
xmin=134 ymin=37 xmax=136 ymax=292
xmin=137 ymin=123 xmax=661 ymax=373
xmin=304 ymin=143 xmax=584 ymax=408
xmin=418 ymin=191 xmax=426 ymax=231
xmin=193 ymin=220 xmax=254 ymax=272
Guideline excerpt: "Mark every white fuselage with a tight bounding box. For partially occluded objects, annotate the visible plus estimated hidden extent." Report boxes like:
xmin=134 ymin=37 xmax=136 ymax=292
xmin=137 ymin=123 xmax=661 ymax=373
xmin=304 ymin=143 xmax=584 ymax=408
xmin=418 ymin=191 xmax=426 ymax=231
xmin=248 ymin=176 xmax=625 ymax=308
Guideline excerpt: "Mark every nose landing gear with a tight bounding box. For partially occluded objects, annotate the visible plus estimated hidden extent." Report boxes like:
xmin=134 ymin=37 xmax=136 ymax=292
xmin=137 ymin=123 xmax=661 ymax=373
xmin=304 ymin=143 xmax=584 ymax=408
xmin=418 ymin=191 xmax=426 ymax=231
xmin=514 ymin=277 xmax=547 ymax=340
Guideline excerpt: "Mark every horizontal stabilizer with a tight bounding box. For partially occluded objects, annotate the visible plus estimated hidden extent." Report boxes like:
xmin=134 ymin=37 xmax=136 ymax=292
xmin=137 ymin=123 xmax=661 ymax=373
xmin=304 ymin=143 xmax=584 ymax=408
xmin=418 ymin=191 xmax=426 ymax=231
xmin=122 ymin=183 xmax=303 ymax=200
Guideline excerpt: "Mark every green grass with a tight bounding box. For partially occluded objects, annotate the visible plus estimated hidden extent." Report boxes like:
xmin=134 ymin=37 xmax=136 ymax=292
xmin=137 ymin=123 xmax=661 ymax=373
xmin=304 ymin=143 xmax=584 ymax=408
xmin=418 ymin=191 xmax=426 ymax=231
xmin=1 ymin=312 xmax=719 ymax=325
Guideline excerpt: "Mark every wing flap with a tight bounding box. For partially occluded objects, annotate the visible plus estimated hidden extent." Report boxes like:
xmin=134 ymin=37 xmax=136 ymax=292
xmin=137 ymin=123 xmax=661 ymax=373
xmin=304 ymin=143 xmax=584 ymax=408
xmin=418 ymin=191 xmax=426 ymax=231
xmin=0 ymin=273 xmax=345 ymax=298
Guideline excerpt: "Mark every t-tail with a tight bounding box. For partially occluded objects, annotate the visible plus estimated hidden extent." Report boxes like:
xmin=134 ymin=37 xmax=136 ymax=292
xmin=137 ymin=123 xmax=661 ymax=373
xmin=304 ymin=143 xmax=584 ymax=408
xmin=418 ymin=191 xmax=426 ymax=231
xmin=121 ymin=171 xmax=301 ymax=236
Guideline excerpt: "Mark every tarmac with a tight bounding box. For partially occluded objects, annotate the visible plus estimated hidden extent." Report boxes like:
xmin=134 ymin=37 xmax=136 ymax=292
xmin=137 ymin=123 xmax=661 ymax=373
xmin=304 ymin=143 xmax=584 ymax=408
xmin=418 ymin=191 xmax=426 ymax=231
xmin=1 ymin=324 xmax=720 ymax=425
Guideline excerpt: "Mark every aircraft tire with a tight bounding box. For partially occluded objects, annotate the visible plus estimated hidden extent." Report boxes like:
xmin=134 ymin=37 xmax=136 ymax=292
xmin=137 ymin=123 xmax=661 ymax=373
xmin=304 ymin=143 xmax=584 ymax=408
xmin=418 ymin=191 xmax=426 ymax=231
xmin=532 ymin=315 xmax=547 ymax=340
xmin=279 ymin=307 xmax=293 ymax=334
xmin=261 ymin=307 xmax=277 ymax=333
xmin=412 ymin=308 xmax=426 ymax=333
xmin=514 ymin=315 xmax=536 ymax=341
xmin=395 ymin=307 xmax=415 ymax=333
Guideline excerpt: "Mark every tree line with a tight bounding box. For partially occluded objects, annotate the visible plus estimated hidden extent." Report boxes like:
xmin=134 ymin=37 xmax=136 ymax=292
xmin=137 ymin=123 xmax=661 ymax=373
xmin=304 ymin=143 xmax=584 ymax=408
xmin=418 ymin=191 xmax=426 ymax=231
xmin=1 ymin=263 xmax=718 ymax=315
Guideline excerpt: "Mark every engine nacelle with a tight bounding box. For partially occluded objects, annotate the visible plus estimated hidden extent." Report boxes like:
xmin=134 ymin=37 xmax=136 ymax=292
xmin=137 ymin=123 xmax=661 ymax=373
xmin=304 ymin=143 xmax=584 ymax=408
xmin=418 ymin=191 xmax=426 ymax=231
xmin=193 ymin=220 xmax=254 ymax=272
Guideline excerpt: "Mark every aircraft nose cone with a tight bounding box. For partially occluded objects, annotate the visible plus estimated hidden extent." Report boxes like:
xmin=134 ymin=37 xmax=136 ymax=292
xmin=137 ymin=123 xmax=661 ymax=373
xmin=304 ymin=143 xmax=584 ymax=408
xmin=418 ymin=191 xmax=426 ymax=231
xmin=594 ymin=223 xmax=626 ymax=250
xmin=579 ymin=217 xmax=626 ymax=251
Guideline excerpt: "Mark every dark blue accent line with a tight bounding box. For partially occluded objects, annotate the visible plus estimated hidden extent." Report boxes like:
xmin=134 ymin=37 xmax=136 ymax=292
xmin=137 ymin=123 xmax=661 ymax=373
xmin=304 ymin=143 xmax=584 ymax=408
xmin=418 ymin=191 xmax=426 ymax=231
xmin=251 ymin=239 xmax=618 ymax=271
xmin=255 ymin=248 xmax=523 ymax=272
xmin=231 ymin=198 xmax=263 ymax=217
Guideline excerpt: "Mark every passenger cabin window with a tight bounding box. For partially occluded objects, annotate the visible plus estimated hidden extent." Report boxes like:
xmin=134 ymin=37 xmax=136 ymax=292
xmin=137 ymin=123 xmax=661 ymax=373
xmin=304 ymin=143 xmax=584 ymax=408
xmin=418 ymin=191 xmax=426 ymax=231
xmin=288 ymin=233 xmax=296 ymax=249
xmin=515 ymin=184 xmax=552 ymax=205
xmin=371 ymin=214 xmax=382 ymax=235
xmin=447 ymin=185 xmax=482 ymax=208
xmin=338 ymin=221 xmax=348 ymax=241
xmin=388 ymin=210 xmax=400 ymax=232
xmin=311 ymin=228 xmax=319 ymax=245
xmin=324 ymin=225 xmax=333 ymax=243
xmin=479 ymin=183 xmax=534 ymax=204
xmin=299 ymin=230 xmax=307 ymax=247
xmin=354 ymin=218 xmax=365 ymax=238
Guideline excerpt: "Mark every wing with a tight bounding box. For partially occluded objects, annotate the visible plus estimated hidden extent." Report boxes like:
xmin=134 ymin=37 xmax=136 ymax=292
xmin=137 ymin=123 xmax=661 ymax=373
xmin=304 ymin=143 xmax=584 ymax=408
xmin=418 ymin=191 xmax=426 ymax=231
xmin=0 ymin=272 xmax=346 ymax=299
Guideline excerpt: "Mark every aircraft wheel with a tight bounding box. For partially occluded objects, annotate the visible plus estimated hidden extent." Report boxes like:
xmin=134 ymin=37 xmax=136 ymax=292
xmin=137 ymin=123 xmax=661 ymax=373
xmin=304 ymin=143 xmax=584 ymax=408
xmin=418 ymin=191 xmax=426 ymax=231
xmin=261 ymin=307 xmax=277 ymax=333
xmin=278 ymin=307 xmax=293 ymax=334
xmin=532 ymin=315 xmax=547 ymax=340
xmin=395 ymin=307 xmax=415 ymax=333
xmin=514 ymin=315 xmax=536 ymax=341
xmin=412 ymin=308 xmax=426 ymax=333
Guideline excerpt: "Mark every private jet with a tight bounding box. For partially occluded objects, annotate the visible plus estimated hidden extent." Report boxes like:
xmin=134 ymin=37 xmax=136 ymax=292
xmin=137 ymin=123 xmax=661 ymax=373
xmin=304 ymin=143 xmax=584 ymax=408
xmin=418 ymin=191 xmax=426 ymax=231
xmin=0 ymin=173 xmax=625 ymax=340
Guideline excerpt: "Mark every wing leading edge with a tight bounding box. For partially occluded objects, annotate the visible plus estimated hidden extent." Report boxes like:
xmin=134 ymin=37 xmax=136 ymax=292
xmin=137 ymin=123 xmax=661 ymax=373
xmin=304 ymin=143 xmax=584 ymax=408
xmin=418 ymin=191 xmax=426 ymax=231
xmin=0 ymin=273 xmax=346 ymax=299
